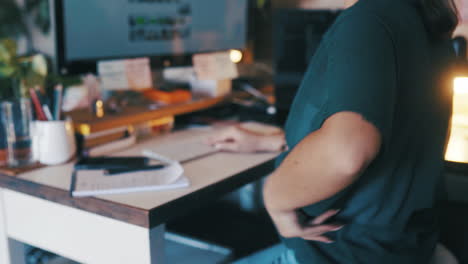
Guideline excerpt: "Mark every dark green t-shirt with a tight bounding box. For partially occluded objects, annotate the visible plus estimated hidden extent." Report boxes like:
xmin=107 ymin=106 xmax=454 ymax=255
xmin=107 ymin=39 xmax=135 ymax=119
xmin=275 ymin=0 xmax=455 ymax=263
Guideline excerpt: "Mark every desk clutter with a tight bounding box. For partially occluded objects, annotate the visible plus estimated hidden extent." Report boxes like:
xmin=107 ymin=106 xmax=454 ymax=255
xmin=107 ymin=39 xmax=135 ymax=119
xmin=0 ymin=84 xmax=73 ymax=171
xmin=0 ymin=46 xmax=238 ymax=166
xmin=0 ymin=35 xmax=271 ymax=201
xmin=0 ymin=94 xmax=224 ymax=175
xmin=71 ymin=129 xmax=221 ymax=197
xmin=0 ymin=74 xmax=230 ymax=171
xmin=0 ymin=67 xmax=248 ymax=195
xmin=71 ymin=153 xmax=189 ymax=197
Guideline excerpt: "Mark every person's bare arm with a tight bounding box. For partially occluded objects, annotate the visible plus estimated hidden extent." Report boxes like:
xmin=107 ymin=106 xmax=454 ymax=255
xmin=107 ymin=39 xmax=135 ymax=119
xmin=263 ymin=111 xmax=382 ymax=213
xmin=206 ymin=113 xmax=382 ymax=242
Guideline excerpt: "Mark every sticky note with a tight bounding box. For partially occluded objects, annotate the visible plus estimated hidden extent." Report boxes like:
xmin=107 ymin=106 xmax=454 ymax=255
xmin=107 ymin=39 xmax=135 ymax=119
xmin=192 ymin=51 xmax=239 ymax=81
xmin=98 ymin=58 xmax=153 ymax=90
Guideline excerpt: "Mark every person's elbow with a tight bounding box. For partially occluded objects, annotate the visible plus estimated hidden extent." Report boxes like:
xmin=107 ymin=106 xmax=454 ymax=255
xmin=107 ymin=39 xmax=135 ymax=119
xmin=332 ymin=146 xmax=376 ymax=180
xmin=323 ymin=112 xmax=382 ymax=180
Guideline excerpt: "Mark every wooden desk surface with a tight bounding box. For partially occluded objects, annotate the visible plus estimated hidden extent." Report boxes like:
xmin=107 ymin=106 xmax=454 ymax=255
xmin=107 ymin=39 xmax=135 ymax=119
xmin=0 ymin=129 xmax=277 ymax=228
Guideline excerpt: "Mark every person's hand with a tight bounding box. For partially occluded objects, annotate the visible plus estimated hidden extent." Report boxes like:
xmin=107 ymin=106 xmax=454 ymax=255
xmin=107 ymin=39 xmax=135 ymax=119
xmin=206 ymin=124 xmax=286 ymax=153
xmin=267 ymin=209 xmax=343 ymax=243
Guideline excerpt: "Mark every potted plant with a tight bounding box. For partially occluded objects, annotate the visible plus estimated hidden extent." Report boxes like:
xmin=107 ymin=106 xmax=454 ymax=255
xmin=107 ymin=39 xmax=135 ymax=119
xmin=0 ymin=39 xmax=48 ymax=96
xmin=0 ymin=0 xmax=50 ymax=166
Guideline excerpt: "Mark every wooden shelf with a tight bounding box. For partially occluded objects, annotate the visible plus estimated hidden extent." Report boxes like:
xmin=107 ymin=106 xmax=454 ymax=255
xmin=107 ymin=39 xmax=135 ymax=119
xmin=67 ymin=96 xmax=228 ymax=134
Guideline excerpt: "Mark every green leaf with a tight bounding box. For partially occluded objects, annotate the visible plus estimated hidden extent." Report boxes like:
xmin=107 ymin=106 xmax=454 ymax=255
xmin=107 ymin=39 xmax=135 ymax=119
xmin=0 ymin=39 xmax=17 ymax=58
xmin=0 ymin=44 xmax=10 ymax=63
xmin=0 ymin=65 xmax=15 ymax=78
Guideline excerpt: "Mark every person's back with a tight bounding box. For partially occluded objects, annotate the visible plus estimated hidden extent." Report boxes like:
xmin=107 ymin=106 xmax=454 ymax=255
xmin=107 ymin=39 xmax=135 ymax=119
xmin=276 ymin=0 xmax=455 ymax=262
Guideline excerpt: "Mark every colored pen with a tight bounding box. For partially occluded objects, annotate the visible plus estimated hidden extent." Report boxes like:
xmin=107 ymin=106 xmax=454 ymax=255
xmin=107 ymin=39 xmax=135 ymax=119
xmin=43 ymin=105 xmax=53 ymax=121
xmin=29 ymin=88 xmax=47 ymax=121
xmin=54 ymin=84 xmax=63 ymax=121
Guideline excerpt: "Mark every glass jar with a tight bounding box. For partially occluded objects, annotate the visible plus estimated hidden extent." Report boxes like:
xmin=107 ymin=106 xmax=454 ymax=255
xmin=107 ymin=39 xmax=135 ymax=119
xmin=0 ymin=98 xmax=33 ymax=167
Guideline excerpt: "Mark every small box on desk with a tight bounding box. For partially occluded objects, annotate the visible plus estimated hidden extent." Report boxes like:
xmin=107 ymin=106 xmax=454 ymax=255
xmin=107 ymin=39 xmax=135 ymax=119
xmin=190 ymin=51 xmax=237 ymax=97
xmin=190 ymin=79 xmax=232 ymax=97
xmin=162 ymin=66 xmax=233 ymax=97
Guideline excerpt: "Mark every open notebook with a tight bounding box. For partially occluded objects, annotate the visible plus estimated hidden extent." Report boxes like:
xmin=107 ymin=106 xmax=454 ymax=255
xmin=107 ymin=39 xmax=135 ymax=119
xmin=71 ymin=160 xmax=189 ymax=197
xmin=70 ymin=129 xmax=219 ymax=197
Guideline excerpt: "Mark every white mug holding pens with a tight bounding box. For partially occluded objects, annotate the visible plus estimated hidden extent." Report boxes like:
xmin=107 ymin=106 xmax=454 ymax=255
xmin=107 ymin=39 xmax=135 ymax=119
xmin=30 ymin=85 xmax=76 ymax=165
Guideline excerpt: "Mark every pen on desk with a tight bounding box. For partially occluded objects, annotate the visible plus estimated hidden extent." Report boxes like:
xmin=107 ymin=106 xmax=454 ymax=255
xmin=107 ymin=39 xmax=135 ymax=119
xmin=54 ymin=84 xmax=63 ymax=121
xmin=105 ymin=165 xmax=166 ymax=176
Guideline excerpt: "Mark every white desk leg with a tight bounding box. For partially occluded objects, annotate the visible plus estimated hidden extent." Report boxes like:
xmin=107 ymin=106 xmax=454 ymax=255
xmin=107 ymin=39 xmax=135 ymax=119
xmin=0 ymin=188 xmax=26 ymax=264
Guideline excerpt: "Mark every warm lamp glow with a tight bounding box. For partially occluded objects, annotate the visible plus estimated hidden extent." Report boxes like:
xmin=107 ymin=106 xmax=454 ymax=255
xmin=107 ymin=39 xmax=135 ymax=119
xmin=445 ymin=127 xmax=468 ymax=162
xmin=454 ymin=77 xmax=468 ymax=94
xmin=445 ymin=77 xmax=468 ymax=163
xmin=230 ymin=49 xmax=243 ymax=63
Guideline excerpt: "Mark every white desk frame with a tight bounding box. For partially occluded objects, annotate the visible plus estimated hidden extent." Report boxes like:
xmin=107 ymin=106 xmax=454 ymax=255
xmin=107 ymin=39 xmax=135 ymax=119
xmin=0 ymin=189 xmax=165 ymax=264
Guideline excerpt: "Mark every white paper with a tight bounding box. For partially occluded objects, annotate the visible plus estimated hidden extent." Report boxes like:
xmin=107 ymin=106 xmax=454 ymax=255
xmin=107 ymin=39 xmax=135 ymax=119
xmin=73 ymin=155 xmax=185 ymax=197
xmin=98 ymin=57 xmax=153 ymax=90
xmin=61 ymin=85 xmax=89 ymax=111
xmin=189 ymin=78 xmax=218 ymax=97
xmin=98 ymin=60 xmax=129 ymax=91
xmin=73 ymin=175 xmax=190 ymax=197
xmin=163 ymin=66 xmax=196 ymax=83
xmin=192 ymin=52 xmax=239 ymax=81
xmin=125 ymin=58 xmax=153 ymax=90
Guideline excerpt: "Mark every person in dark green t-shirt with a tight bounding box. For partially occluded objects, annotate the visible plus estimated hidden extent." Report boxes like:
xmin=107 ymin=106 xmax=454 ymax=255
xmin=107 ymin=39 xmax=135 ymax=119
xmin=208 ymin=0 xmax=458 ymax=263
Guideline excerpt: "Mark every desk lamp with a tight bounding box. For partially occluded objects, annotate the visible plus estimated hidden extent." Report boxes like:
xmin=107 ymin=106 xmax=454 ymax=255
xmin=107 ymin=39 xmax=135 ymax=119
xmin=445 ymin=36 xmax=468 ymax=165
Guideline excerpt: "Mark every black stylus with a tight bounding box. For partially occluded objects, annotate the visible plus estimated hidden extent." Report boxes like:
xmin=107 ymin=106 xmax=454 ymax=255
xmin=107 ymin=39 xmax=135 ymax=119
xmin=105 ymin=165 xmax=166 ymax=176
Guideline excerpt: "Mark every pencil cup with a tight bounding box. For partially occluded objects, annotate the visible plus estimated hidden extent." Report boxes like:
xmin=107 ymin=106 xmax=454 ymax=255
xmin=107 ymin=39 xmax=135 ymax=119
xmin=32 ymin=119 xmax=76 ymax=165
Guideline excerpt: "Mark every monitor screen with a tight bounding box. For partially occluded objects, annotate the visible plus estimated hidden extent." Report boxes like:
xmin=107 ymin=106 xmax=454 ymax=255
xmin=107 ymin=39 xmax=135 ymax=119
xmin=56 ymin=0 xmax=248 ymax=74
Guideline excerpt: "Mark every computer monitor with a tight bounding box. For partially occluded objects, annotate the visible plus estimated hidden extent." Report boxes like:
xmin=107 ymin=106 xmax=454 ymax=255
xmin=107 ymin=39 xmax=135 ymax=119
xmin=54 ymin=0 xmax=248 ymax=75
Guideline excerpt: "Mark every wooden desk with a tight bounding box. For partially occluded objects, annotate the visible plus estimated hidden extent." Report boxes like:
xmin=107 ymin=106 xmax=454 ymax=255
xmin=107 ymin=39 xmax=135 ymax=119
xmin=0 ymin=129 xmax=277 ymax=264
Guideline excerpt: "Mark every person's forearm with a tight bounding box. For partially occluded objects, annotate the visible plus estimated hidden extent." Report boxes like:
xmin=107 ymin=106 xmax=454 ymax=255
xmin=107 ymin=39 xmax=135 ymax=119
xmin=263 ymin=116 xmax=379 ymax=213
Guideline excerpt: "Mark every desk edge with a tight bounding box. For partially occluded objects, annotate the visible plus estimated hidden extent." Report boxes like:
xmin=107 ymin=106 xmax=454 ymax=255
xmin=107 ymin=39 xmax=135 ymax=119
xmin=0 ymin=174 xmax=150 ymax=227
